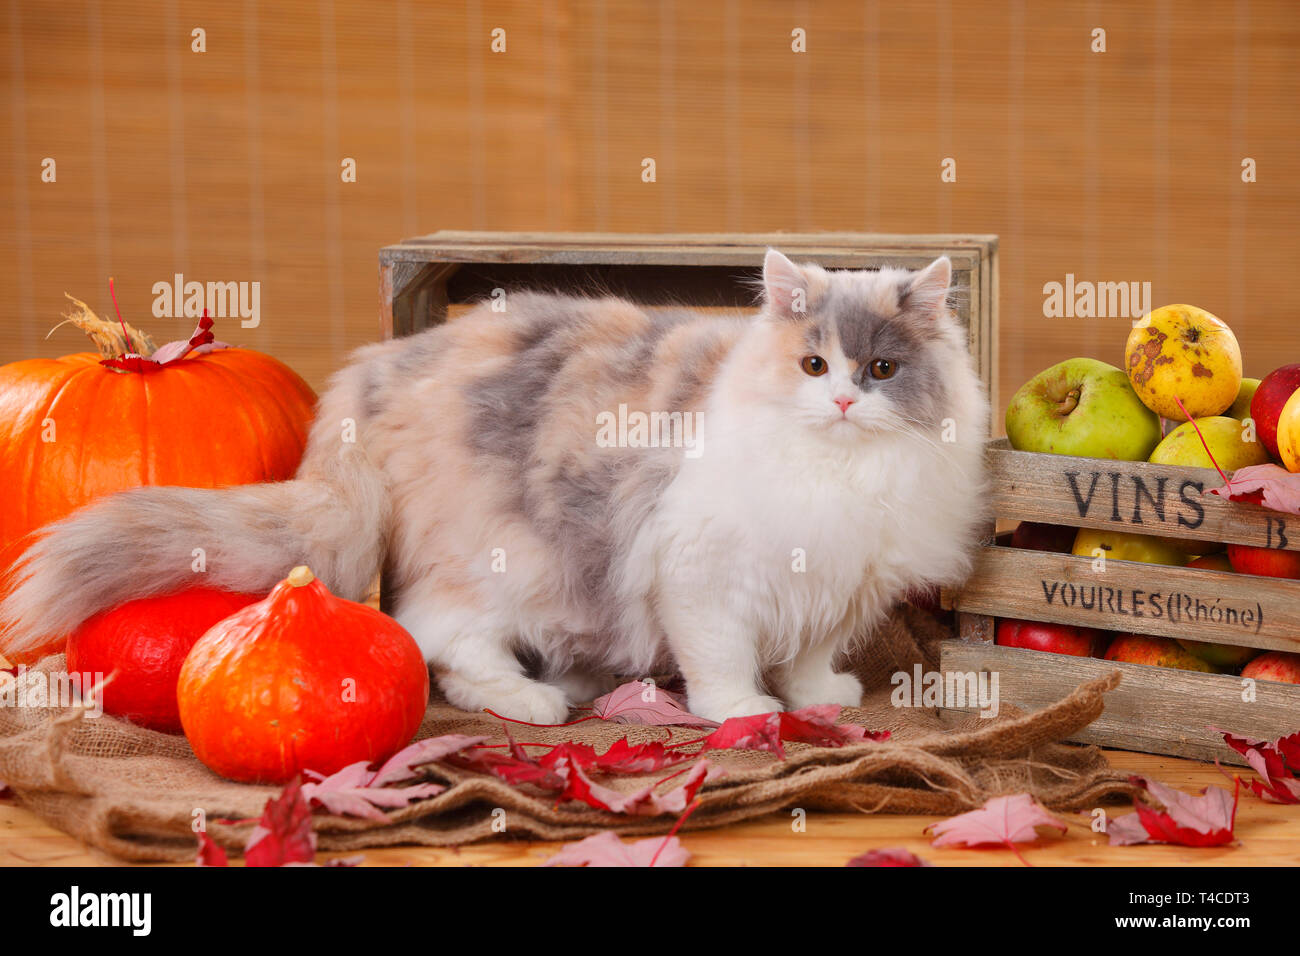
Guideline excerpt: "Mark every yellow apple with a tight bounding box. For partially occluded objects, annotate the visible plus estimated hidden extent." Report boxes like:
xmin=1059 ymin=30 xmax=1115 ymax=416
xmin=1071 ymin=528 xmax=1189 ymax=567
xmin=1148 ymin=416 xmax=1273 ymax=472
xmin=1124 ymin=305 xmax=1242 ymax=421
xmin=1227 ymin=377 xmax=1260 ymax=420
xmin=1278 ymin=387 xmax=1300 ymax=473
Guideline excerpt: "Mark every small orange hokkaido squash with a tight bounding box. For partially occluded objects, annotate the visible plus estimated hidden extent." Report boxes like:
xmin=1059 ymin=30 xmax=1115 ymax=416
xmin=177 ymin=566 xmax=430 ymax=784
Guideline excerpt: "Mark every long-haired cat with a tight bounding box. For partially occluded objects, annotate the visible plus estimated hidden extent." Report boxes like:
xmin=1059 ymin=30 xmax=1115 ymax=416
xmin=0 ymin=250 xmax=989 ymax=723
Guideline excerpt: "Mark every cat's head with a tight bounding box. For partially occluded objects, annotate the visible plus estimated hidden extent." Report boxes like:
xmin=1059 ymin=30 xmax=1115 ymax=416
xmin=737 ymin=249 xmax=959 ymax=438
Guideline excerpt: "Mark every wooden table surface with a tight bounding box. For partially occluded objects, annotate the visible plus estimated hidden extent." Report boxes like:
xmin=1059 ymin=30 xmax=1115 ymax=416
xmin=2 ymin=748 xmax=1296 ymax=867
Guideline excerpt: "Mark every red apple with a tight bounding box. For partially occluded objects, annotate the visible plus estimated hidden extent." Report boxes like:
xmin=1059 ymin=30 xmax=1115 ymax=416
xmin=1174 ymin=555 xmax=1259 ymax=668
xmin=996 ymin=618 xmax=1109 ymax=657
xmin=1103 ymin=633 xmax=1221 ymax=672
xmin=1226 ymin=543 xmax=1300 ymax=580
xmin=1010 ymin=521 xmax=1078 ymax=554
xmin=1187 ymin=552 xmax=1233 ymax=572
xmin=1250 ymin=363 xmax=1300 ymax=459
xmin=1241 ymin=651 xmax=1300 ymax=685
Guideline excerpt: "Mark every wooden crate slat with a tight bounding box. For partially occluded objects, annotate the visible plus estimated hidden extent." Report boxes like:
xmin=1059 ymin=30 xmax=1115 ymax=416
xmin=986 ymin=440 xmax=1300 ymax=553
xmin=953 ymin=545 xmax=1300 ymax=652
xmin=378 ymin=231 xmax=998 ymax=398
xmin=938 ymin=639 xmax=1300 ymax=766
xmin=380 ymin=244 xmax=985 ymax=270
xmin=379 ymin=231 xmax=994 ymax=271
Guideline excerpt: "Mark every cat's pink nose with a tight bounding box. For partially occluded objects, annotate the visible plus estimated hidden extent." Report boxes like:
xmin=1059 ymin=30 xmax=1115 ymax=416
xmin=834 ymin=396 xmax=855 ymax=414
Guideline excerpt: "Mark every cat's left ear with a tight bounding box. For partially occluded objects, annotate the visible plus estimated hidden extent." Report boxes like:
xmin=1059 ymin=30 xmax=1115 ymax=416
xmin=762 ymin=248 xmax=809 ymax=317
xmin=903 ymin=256 xmax=952 ymax=319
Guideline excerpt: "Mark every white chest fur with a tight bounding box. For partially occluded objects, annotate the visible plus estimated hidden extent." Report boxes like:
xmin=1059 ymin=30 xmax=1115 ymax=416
xmin=648 ymin=411 xmax=945 ymax=657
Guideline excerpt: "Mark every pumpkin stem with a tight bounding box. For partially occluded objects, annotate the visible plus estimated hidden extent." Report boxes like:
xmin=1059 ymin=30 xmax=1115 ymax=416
xmin=49 ymin=294 xmax=156 ymax=359
xmin=287 ymin=566 xmax=316 ymax=588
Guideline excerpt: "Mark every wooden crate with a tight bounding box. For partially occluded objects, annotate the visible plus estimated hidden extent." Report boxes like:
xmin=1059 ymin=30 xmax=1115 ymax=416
xmin=377 ymin=231 xmax=999 ymax=399
xmin=941 ymin=439 xmax=1300 ymax=765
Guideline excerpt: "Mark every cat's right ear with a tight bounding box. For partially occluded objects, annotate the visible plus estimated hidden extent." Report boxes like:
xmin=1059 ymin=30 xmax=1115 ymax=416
xmin=762 ymin=248 xmax=808 ymax=318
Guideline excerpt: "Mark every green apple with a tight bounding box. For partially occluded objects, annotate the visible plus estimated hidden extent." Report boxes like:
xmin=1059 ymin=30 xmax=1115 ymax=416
xmin=1148 ymin=416 xmax=1273 ymax=471
xmin=1227 ymin=377 xmax=1261 ymax=420
xmin=1006 ymin=358 xmax=1162 ymax=460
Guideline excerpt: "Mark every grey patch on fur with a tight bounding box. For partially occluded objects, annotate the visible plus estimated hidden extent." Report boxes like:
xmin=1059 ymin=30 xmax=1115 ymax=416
xmin=817 ymin=280 xmax=952 ymax=429
xmin=462 ymin=295 xmax=580 ymax=469
xmin=463 ymin=297 xmax=687 ymax=466
xmin=460 ymin=297 xmax=699 ymax=623
xmin=666 ymin=326 xmax=736 ymax=414
xmin=362 ymin=365 xmax=384 ymax=419
xmin=389 ymin=331 xmax=441 ymax=377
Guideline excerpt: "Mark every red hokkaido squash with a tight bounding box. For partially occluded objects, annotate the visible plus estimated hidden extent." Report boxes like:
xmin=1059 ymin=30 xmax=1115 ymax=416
xmin=0 ymin=295 xmax=317 ymax=664
xmin=67 ymin=587 xmax=263 ymax=733
xmin=177 ymin=566 xmax=430 ymax=784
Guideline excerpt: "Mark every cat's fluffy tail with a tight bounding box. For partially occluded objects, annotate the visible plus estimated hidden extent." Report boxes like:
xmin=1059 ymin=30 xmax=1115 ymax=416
xmin=0 ymin=434 xmax=389 ymax=656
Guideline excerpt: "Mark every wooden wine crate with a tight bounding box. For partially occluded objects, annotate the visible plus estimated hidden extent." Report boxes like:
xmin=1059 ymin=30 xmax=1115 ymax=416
xmin=377 ymin=231 xmax=999 ymax=399
xmin=940 ymin=439 xmax=1300 ymax=765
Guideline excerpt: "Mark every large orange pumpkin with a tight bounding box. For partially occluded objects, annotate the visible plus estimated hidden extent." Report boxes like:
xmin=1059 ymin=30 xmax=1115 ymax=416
xmin=0 ymin=296 xmax=317 ymax=664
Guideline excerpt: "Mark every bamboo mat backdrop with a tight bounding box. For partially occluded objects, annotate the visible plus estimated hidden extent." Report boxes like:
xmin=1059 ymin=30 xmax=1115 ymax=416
xmin=1 ymin=0 xmax=1297 ymax=417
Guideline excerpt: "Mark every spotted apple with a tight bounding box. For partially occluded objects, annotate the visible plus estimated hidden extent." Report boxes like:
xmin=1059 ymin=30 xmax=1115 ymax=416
xmin=1125 ymin=305 xmax=1242 ymax=421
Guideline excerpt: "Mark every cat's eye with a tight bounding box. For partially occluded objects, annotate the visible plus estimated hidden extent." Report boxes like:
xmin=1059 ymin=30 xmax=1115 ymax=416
xmin=868 ymin=358 xmax=897 ymax=380
xmin=800 ymin=355 xmax=828 ymax=377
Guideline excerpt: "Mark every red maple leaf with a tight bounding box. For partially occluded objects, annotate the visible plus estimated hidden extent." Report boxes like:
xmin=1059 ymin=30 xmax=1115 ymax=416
xmin=1208 ymin=464 xmax=1300 ymax=515
xmin=452 ymin=730 xmax=694 ymax=790
xmin=100 ymin=311 xmax=231 ymax=373
xmin=846 ymin=847 xmax=930 ymax=867
xmin=300 ymin=734 xmax=488 ymax=820
xmin=195 ymin=831 xmax=229 ymax=867
xmin=1108 ymin=776 xmax=1238 ymax=847
xmin=243 ymin=777 xmax=317 ymax=867
xmin=544 ymin=831 xmax=690 ymax=867
xmin=926 ymin=794 xmax=1066 ymax=865
xmin=698 ymin=704 xmax=888 ymax=759
xmin=368 ymin=734 xmax=490 ymax=787
xmin=538 ymin=738 xmax=693 ymax=775
xmin=1215 ymin=728 xmax=1300 ymax=804
xmin=591 ymin=680 xmax=719 ymax=727
xmin=553 ymin=756 xmax=718 ymax=816
xmin=301 ymin=761 xmax=446 ymax=821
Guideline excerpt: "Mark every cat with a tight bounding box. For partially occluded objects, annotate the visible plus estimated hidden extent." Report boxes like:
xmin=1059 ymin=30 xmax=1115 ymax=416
xmin=0 ymin=250 xmax=990 ymax=724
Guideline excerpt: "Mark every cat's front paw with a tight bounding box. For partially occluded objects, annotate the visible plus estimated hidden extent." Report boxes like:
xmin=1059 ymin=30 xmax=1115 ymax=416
xmin=495 ymin=682 xmax=571 ymax=724
xmin=441 ymin=674 xmax=571 ymax=725
xmin=784 ymin=670 xmax=864 ymax=711
xmin=692 ymin=692 xmax=785 ymax=723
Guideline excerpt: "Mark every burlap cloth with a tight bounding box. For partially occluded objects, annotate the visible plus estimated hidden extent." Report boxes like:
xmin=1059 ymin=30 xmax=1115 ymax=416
xmin=0 ymin=606 xmax=1133 ymax=861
